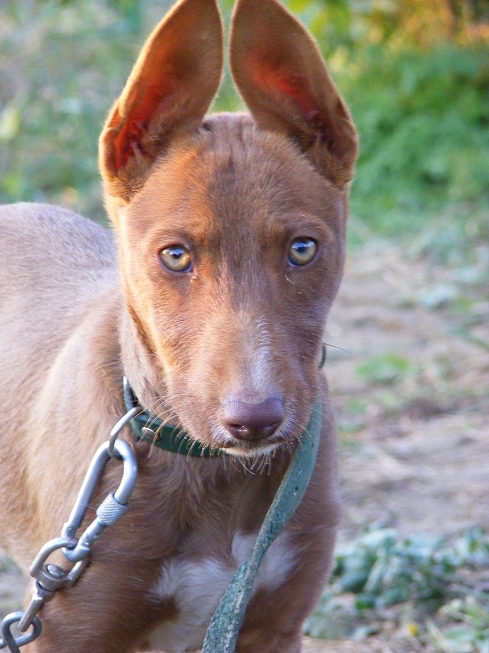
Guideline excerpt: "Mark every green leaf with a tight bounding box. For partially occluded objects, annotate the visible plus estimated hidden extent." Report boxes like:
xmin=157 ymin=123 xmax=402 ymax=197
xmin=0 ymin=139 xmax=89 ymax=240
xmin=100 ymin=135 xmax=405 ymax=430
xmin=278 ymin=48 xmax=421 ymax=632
xmin=356 ymin=354 xmax=411 ymax=385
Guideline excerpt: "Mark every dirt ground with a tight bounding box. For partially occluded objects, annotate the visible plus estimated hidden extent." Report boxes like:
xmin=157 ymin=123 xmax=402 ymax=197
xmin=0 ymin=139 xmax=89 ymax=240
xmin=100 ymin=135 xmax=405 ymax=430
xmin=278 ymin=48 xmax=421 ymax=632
xmin=331 ymin=242 xmax=488 ymax=541
xmin=1 ymin=242 xmax=488 ymax=651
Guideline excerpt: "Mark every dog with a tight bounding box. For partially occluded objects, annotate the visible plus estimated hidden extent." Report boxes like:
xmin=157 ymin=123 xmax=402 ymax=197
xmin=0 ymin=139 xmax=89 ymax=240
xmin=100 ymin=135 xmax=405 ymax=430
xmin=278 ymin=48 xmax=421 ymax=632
xmin=0 ymin=0 xmax=358 ymax=650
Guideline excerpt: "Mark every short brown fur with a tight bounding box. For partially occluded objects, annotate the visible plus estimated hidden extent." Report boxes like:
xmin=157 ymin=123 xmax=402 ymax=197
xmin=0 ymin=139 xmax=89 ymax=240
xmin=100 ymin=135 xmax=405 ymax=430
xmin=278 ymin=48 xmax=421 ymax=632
xmin=0 ymin=0 xmax=357 ymax=651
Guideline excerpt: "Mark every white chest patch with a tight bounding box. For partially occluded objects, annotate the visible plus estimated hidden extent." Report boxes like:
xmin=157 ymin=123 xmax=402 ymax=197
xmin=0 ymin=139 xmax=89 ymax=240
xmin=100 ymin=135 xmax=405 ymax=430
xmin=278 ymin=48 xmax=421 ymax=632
xmin=232 ymin=531 xmax=296 ymax=593
xmin=147 ymin=532 xmax=295 ymax=652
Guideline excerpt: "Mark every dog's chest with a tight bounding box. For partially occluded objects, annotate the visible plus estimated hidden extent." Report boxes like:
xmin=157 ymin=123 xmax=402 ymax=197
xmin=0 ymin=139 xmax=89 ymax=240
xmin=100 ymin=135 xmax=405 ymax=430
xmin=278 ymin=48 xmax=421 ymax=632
xmin=146 ymin=531 xmax=296 ymax=652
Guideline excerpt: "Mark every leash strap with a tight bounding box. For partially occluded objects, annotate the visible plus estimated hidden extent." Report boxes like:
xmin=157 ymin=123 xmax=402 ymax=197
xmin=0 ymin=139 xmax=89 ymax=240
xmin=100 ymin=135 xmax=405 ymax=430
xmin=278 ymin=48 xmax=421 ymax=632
xmin=202 ymin=399 xmax=322 ymax=653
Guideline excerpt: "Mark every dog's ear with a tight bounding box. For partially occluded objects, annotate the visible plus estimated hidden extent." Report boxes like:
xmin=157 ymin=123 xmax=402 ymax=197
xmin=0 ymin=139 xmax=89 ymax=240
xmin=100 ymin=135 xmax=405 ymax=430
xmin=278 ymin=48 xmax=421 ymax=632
xmin=99 ymin=0 xmax=223 ymax=203
xmin=230 ymin=0 xmax=358 ymax=188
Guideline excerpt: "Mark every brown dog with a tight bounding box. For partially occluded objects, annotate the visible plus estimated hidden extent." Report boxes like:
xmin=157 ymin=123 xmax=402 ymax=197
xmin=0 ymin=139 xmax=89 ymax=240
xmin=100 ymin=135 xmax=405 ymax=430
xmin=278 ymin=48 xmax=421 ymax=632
xmin=0 ymin=0 xmax=357 ymax=650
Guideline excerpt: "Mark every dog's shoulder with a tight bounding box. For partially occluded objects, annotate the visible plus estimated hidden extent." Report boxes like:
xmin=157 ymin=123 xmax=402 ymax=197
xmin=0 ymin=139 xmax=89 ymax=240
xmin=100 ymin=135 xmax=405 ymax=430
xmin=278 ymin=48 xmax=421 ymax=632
xmin=0 ymin=202 xmax=116 ymax=292
xmin=0 ymin=202 xmax=114 ymax=261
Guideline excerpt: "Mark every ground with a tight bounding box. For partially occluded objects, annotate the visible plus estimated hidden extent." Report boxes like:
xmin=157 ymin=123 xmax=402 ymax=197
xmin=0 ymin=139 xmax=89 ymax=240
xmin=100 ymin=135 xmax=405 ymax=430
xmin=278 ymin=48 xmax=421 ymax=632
xmin=1 ymin=242 xmax=488 ymax=651
xmin=331 ymin=242 xmax=488 ymax=540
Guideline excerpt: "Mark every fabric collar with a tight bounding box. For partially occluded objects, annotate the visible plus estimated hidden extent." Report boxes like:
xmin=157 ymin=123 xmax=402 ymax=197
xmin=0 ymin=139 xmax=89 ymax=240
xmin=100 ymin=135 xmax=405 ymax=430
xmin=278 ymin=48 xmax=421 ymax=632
xmin=123 ymin=378 xmax=223 ymax=457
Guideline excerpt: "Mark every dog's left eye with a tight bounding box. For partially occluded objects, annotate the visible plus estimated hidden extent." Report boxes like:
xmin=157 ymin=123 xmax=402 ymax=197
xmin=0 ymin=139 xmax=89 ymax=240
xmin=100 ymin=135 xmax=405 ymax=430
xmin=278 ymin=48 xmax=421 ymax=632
xmin=288 ymin=237 xmax=317 ymax=266
xmin=159 ymin=245 xmax=193 ymax=273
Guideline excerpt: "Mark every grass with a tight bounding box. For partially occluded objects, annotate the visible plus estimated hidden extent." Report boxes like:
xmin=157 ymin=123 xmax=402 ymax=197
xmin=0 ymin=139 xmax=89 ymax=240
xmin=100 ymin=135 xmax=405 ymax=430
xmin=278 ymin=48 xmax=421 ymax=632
xmin=305 ymin=526 xmax=489 ymax=651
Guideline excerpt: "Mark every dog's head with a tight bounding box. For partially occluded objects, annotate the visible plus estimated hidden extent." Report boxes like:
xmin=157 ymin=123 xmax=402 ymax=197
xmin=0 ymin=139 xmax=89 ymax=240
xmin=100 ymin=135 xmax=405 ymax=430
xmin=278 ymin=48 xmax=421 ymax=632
xmin=99 ymin=0 xmax=358 ymax=456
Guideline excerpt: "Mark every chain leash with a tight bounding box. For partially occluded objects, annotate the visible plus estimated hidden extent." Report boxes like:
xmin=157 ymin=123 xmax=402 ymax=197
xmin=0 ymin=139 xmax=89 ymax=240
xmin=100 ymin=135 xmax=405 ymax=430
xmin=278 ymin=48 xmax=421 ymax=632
xmin=0 ymin=408 xmax=140 ymax=653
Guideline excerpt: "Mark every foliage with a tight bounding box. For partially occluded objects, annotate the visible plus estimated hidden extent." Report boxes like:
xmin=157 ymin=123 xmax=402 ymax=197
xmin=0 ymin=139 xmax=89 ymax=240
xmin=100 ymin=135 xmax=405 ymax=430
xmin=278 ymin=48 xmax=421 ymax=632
xmin=0 ymin=1 xmax=155 ymax=222
xmin=0 ymin=0 xmax=488 ymax=244
xmin=343 ymin=44 xmax=489 ymax=239
xmin=356 ymin=354 xmax=411 ymax=385
xmin=305 ymin=527 xmax=489 ymax=651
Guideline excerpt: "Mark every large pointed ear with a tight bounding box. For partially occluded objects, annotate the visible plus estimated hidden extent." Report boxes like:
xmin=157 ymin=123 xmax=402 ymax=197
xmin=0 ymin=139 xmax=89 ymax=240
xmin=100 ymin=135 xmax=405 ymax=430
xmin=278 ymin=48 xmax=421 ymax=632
xmin=230 ymin=0 xmax=358 ymax=188
xmin=99 ymin=0 xmax=223 ymax=203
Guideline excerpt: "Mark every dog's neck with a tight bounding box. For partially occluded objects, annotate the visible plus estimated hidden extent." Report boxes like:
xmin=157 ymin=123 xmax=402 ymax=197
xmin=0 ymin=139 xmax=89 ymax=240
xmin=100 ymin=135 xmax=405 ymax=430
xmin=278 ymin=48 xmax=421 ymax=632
xmin=119 ymin=307 xmax=171 ymax=417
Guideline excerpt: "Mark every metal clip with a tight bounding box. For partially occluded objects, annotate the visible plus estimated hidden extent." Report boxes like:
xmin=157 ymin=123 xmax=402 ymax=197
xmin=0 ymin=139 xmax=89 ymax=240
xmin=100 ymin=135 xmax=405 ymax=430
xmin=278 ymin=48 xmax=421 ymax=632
xmin=1 ymin=408 xmax=139 ymax=650
xmin=0 ymin=613 xmax=41 ymax=652
xmin=17 ymin=582 xmax=55 ymax=633
xmin=29 ymin=538 xmax=81 ymax=590
xmin=107 ymin=406 xmax=142 ymax=458
xmin=62 ymin=438 xmax=137 ymax=562
xmin=19 ymin=538 xmax=88 ymax=632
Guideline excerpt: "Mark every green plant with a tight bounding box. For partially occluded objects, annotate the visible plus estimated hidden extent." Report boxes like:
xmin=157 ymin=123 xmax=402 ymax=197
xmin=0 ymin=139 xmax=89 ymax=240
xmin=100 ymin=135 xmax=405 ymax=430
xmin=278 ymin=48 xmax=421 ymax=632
xmin=343 ymin=44 xmax=489 ymax=239
xmin=429 ymin=597 xmax=489 ymax=652
xmin=305 ymin=527 xmax=489 ymax=647
xmin=356 ymin=354 xmax=411 ymax=385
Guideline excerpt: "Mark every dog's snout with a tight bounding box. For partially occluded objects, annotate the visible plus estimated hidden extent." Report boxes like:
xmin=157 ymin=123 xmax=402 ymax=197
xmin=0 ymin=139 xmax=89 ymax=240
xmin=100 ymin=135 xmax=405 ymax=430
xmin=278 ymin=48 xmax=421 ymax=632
xmin=221 ymin=397 xmax=284 ymax=441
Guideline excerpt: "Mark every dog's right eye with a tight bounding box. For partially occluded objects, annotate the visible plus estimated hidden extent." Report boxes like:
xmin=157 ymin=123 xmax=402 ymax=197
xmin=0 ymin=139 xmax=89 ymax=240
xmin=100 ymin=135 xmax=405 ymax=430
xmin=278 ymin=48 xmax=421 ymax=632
xmin=159 ymin=245 xmax=193 ymax=273
xmin=288 ymin=237 xmax=317 ymax=267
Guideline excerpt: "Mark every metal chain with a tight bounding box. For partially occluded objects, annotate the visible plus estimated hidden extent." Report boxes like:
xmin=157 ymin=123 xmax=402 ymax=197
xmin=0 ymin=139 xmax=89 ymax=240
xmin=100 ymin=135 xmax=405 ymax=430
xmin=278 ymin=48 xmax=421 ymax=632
xmin=0 ymin=408 xmax=140 ymax=652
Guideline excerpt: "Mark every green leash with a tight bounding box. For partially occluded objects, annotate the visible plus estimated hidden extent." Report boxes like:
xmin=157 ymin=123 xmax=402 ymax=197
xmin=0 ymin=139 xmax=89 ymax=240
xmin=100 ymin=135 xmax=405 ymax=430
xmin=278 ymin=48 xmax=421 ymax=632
xmin=202 ymin=399 xmax=322 ymax=652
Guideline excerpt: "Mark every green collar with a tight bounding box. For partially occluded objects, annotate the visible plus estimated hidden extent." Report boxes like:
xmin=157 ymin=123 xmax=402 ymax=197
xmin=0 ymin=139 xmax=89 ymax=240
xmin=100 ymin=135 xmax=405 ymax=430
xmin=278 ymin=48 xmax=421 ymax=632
xmin=123 ymin=378 xmax=222 ymax=457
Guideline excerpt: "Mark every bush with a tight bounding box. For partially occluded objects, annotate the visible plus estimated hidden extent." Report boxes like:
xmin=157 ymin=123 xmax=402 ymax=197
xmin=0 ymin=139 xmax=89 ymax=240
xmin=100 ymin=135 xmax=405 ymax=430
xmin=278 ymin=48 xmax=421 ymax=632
xmin=306 ymin=527 xmax=489 ymax=650
xmin=342 ymin=44 xmax=489 ymax=237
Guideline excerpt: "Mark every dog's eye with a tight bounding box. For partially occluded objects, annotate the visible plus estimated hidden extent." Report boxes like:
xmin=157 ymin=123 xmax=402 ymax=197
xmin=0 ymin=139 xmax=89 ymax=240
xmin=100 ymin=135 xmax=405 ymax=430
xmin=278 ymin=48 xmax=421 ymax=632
xmin=288 ymin=238 xmax=317 ymax=266
xmin=159 ymin=245 xmax=192 ymax=273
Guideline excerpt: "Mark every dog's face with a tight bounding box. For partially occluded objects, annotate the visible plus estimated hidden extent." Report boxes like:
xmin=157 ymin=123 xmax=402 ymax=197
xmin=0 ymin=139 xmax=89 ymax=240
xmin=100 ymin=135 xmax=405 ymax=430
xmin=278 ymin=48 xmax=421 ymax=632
xmin=116 ymin=115 xmax=347 ymax=454
xmin=100 ymin=0 xmax=357 ymax=455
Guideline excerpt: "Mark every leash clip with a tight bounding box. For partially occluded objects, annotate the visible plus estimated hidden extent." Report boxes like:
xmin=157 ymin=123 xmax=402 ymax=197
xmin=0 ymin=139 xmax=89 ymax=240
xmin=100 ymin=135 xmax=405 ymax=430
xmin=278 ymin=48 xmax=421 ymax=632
xmin=0 ymin=408 xmax=140 ymax=648
xmin=62 ymin=438 xmax=138 ymax=562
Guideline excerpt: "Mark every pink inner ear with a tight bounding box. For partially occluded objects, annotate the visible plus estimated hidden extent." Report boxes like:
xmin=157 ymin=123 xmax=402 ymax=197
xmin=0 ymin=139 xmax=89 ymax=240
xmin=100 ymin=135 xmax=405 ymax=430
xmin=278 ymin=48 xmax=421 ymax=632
xmin=110 ymin=81 xmax=175 ymax=171
xmin=248 ymin=57 xmax=321 ymax=125
xmin=245 ymin=55 xmax=342 ymax=153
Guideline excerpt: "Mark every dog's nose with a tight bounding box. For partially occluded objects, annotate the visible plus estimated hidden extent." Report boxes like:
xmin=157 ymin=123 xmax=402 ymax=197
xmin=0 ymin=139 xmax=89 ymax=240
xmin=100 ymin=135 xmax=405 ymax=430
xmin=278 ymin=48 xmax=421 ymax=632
xmin=221 ymin=397 xmax=284 ymax=441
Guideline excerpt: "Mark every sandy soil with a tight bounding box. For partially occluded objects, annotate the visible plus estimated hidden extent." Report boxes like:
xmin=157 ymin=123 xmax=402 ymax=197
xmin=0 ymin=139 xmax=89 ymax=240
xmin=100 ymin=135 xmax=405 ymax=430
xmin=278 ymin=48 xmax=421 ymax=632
xmin=330 ymin=243 xmax=488 ymax=540
xmin=1 ymin=242 xmax=488 ymax=651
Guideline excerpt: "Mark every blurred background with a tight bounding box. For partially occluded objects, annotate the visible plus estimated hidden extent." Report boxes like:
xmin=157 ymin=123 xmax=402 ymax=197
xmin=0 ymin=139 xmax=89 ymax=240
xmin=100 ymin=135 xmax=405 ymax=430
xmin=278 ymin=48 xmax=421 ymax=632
xmin=0 ymin=0 xmax=488 ymax=243
xmin=1 ymin=1 xmax=488 ymax=650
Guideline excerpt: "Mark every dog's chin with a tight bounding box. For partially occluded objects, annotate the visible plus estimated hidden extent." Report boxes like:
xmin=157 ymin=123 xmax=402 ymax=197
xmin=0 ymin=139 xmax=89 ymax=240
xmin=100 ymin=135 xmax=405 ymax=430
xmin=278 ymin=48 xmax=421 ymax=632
xmin=219 ymin=440 xmax=283 ymax=458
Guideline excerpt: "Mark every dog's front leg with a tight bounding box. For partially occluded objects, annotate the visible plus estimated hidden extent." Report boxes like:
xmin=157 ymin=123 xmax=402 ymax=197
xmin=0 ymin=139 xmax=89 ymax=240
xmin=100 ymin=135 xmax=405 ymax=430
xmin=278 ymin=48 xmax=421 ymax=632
xmin=22 ymin=552 xmax=170 ymax=653
xmin=234 ymin=524 xmax=337 ymax=653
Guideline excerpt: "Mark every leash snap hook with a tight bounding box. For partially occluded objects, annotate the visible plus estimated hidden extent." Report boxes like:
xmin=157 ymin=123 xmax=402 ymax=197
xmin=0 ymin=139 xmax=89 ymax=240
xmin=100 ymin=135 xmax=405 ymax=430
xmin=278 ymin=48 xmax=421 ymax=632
xmin=62 ymin=439 xmax=138 ymax=563
xmin=107 ymin=405 xmax=143 ymax=458
xmin=28 ymin=537 xmax=79 ymax=591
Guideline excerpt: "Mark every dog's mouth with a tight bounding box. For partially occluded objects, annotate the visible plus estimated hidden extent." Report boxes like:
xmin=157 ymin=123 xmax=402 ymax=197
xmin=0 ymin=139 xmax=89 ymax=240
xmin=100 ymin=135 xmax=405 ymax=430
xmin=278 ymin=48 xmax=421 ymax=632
xmin=219 ymin=439 xmax=282 ymax=457
xmin=215 ymin=438 xmax=286 ymax=458
xmin=187 ymin=408 xmax=308 ymax=459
